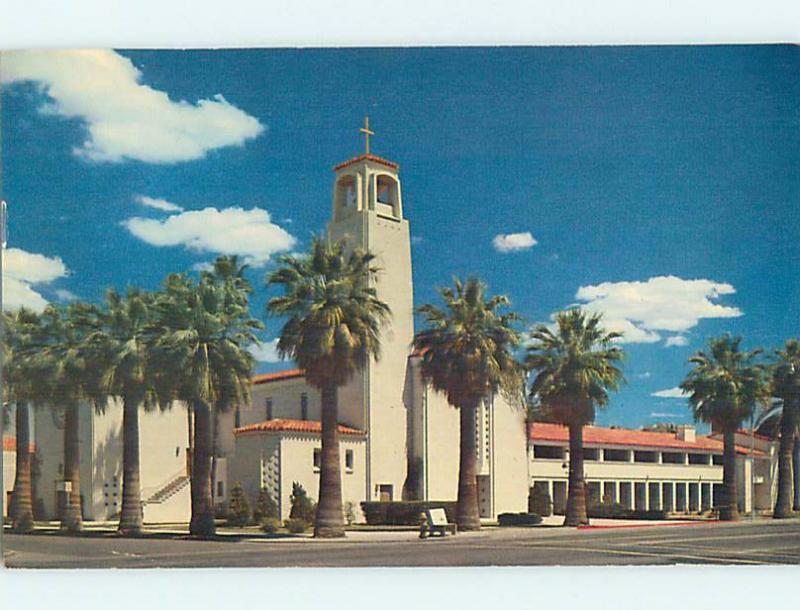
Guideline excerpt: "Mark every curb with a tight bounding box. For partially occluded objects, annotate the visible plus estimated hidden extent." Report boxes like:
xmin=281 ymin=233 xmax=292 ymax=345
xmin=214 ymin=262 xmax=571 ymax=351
xmin=577 ymin=520 xmax=714 ymax=530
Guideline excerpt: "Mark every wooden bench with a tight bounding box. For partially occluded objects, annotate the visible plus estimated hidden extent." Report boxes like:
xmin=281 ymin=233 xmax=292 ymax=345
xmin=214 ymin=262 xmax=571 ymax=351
xmin=420 ymin=508 xmax=457 ymax=538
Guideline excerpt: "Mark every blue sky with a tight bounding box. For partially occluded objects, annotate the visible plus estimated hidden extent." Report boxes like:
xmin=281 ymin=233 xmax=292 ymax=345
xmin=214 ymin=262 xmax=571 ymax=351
xmin=2 ymin=46 xmax=799 ymax=429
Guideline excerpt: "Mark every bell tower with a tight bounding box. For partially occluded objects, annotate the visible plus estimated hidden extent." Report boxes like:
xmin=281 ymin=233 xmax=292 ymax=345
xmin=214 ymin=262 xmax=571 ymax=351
xmin=327 ymin=118 xmax=413 ymax=502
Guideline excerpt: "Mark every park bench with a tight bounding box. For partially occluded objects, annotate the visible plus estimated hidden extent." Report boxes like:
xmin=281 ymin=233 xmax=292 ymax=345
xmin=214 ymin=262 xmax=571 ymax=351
xmin=420 ymin=508 xmax=457 ymax=538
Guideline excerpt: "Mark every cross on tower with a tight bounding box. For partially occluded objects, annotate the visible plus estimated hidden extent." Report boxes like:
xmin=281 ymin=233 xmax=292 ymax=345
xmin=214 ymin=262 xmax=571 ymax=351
xmin=359 ymin=116 xmax=375 ymax=154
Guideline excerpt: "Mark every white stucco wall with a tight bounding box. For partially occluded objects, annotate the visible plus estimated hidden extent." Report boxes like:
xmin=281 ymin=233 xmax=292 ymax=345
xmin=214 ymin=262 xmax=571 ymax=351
xmin=278 ymin=434 xmax=367 ymax=522
xmin=489 ymin=393 xmax=529 ymax=516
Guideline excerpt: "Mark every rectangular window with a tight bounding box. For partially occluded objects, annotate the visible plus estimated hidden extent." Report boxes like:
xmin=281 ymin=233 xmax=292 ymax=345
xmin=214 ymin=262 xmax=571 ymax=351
xmin=662 ymin=452 xmax=685 ymax=464
xmin=301 ymin=393 xmax=308 ymax=420
xmin=313 ymin=448 xmax=321 ymax=471
xmin=533 ymin=444 xmax=564 ymax=460
xmin=688 ymin=453 xmax=710 ymax=465
xmin=234 ymin=408 xmax=241 ymax=428
xmin=712 ymin=454 xmax=723 ymax=466
xmin=603 ymin=448 xmax=629 ymax=462
xmin=583 ymin=448 xmax=600 ymax=461
xmin=345 ymin=449 xmax=354 ymax=472
xmin=217 ymin=481 xmax=224 ymax=497
xmin=265 ymin=397 xmax=273 ymax=420
xmin=634 ymin=450 xmax=658 ymax=463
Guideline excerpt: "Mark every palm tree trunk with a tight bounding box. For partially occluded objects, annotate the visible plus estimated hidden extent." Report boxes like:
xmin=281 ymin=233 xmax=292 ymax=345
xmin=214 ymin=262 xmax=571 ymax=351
xmin=793 ymin=434 xmax=800 ymax=512
xmin=118 ymin=396 xmax=143 ymax=535
xmin=773 ymin=403 xmax=796 ymax=518
xmin=565 ymin=422 xmax=589 ymax=526
xmin=61 ymin=403 xmax=83 ymax=532
xmin=456 ymin=399 xmax=481 ymax=531
xmin=315 ymin=382 xmax=345 ymax=537
xmin=720 ymin=429 xmax=739 ymax=521
xmin=11 ymin=402 xmax=34 ymax=533
xmin=189 ymin=400 xmax=215 ymax=537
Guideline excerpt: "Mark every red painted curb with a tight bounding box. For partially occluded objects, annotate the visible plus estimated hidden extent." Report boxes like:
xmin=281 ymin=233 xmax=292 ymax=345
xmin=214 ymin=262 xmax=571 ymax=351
xmin=577 ymin=520 xmax=714 ymax=530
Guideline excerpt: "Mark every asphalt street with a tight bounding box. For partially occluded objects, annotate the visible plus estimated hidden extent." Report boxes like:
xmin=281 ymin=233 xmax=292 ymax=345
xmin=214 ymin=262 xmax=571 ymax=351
xmin=3 ymin=519 xmax=799 ymax=568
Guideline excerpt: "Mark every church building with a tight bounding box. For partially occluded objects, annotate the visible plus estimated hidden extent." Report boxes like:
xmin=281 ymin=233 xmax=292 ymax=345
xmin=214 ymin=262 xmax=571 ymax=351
xmin=222 ymin=134 xmax=530 ymax=521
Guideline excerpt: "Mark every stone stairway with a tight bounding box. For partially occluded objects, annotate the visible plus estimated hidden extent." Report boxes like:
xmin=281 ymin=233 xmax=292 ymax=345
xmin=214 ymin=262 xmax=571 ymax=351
xmin=143 ymin=472 xmax=190 ymax=505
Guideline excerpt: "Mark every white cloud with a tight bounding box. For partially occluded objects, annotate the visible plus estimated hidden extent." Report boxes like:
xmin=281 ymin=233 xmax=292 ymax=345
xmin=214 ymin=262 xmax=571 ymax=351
xmin=54 ymin=288 xmax=78 ymax=302
xmin=248 ymin=339 xmax=281 ymax=363
xmin=493 ymin=232 xmax=538 ymax=253
xmin=575 ymin=275 xmax=742 ymax=344
xmin=123 ymin=206 xmax=296 ymax=267
xmin=649 ymin=412 xmax=681 ymax=418
xmin=665 ymin=335 xmax=689 ymax=347
xmin=136 ymin=195 xmax=183 ymax=213
xmin=2 ymin=248 xmax=69 ymax=312
xmin=635 ymin=372 xmax=652 ymax=379
xmin=1 ymin=50 xmax=264 ymax=163
xmin=651 ymin=387 xmax=689 ymax=399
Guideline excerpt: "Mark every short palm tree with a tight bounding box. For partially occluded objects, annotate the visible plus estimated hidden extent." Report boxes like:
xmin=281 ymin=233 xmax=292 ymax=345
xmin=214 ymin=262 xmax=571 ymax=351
xmin=36 ymin=303 xmax=104 ymax=533
xmin=152 ymin=269 xmax=261 ymax=537
xmin=2 ymin=308 xmax=44 ymax=533
xmin=414 ymin=277 xmax=523 ymax=531
xmin=526 ymin=309 xmax=624 ymax=526
xmin=267 ymin=237 xmax=391 ymax=538
xmin=680 ymin=335 xmax=770 ymax=521
xmin=86 ymin=288 xmax=159 ymax=535
xmin=770 ymin=339 xmax=800 ymax=518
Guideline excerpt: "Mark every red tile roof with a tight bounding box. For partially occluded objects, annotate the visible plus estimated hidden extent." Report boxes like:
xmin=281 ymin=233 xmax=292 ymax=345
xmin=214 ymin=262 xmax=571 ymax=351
xmin=333 ymin=153 xmax=399 ymax=172
xmin=234 ymin=418 xmax=365 ymax=437
xmin=252 ymin=369 xmax=305 ymax=385
xmin=528 ymin=422 xmax=767 ymax=456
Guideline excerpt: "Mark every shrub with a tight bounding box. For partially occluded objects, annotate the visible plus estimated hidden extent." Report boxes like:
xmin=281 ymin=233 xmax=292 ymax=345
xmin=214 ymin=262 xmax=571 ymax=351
xmin=284 ymin=518 xmax=309 ymax=534
xmin=226 ymin=483 xmax=251 ymax=527
xmin=252 ymin=488 xmax=279 ymax=524
xmin=289 ymin=482 xmax=316 ymax=524
xmin=498 ymin=512 xmax=543 ymax=527
xmin=360 ymin=501 xmax=458 ymax=525
xmin=528 ymin=486 xmax=552 ymax=517
xmin=260 ymin=517 xmax=282 ymax=534
xmin=344 ymin=501 xmax=358 ymax=525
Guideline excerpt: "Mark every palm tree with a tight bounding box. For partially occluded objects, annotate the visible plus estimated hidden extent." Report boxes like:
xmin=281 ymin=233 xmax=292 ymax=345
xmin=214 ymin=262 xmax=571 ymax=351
xmin=770 ymin=339 xmax=800 ymax=518
xmin=36 ymin=303 xmax=104 ymax=533
xmin=414 ymin=277 xmax=523 ymax=531
xmin=86 ymin=288 xmax=158 ymax=535
xmin=200 ymin=256 xmax=253 ymax=510
xmin=267 ymin=237 xmax=390 ymax=538
xmin=526 ymin=309 xmax=624 ymax=526
xmin=2 ymin=308 xmax=44 ymax=532
xmin=152 ymin=269 xmax=261 ymax=537
xmin=680 ymin=335 xmax=770 ymax=521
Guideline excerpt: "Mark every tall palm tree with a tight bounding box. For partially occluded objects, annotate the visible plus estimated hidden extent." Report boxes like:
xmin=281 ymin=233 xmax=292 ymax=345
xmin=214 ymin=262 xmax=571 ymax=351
xmin=680 ymin=335 xmax=770 ymax=521
xmin=152 ymin=268 xmax=261 ymax=537
xmin=526 ymin=309 xmax=624 ymax=527
xmin=414 ymin=277 xmax=523 ymax=531
xmin=770 ymin=339 xmax=800 ymax=518
xmin=86 ymin=288 xmax=159 ymax=535
xmin=201 ymin=256 xmax=253 ymax=511
xmin=2 ymin=308 xmax=44 ymax=533
xmin=36 ymin=303 xmax=104 ymax=533
xmin=267 ymin=237 xmax=390 ymax=538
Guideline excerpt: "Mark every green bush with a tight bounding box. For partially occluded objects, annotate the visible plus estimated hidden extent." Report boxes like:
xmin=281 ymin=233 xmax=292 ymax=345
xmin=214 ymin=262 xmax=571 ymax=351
xmin=226 ymin=483 xmax=251 ymax=527
xmin=289 ymin=482 xmax=316 ymax=524
xmin=260 ymin=517 xmax=282 ymax=534
xmin=284 ymin=518 xmax=309 ymax=534
xmin=498 ymin=512 xmax=543 ymax=527
xmin=360 ymin=501 xmax=458 ymax=525
xmin=587 ymin=500 xmax=668 ymax=520
xmin=528 ymin=486 xmax=552 ymax=517
xmin=344 ymin=501 xmax=358 ymax=525
xmin=252 ymin=488 xmax=279 ymax=524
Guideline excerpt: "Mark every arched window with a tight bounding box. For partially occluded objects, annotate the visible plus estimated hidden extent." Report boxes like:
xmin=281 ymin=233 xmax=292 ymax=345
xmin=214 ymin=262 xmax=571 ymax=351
xmin=374 ymin=174 xmax=400 ymax=218
xmin=334 ymin=174 xmax=359 ymax=219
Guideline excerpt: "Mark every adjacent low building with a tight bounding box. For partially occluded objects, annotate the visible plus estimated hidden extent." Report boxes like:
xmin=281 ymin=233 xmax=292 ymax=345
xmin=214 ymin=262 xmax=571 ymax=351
xmin=528 ymin=422 xmax=777 ymax=514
